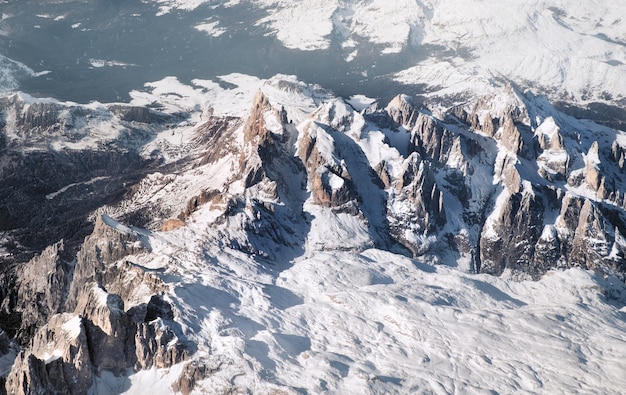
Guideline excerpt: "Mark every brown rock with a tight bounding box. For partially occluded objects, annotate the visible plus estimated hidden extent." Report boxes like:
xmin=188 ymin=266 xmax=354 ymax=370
xmin=161 ymin=218 xmax=186 ymax=231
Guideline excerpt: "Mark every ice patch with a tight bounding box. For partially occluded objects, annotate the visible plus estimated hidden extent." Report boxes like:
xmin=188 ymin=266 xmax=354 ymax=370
xmin=61 ymin=315 xmax=83 ymax=339
xmin=194 ymin=20 xmax=226 ymax=37
xmin=328 ymin=172 xmax=344 ymax=190
xmin=346 ymin=95 xmax=376 ymax=112
xmin=89 ymin=59 xmax=138 ymax=68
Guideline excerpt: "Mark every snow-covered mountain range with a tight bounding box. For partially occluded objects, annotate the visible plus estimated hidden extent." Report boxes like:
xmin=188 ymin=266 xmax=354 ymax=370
xmin=0 ymin=72 xmax=624 ymax=394
xmin=148 ymin=0 xmax=626 ymax=104
xmin=0 ymin=1 xmax=625 ymax=394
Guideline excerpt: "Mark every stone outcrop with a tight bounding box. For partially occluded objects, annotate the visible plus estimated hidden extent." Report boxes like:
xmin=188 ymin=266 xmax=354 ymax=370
xmin=207 ymin=90 xmax=312 ymax=259
xmin=408 ymin=113 xmax=455 ymax=165
xmin=5 ymin=313 xmax=92 ymax=395
xmin=297 ymin=126 xmax=359 ymax=213
xmin=387 ymin=153 xmax=446 ymax=256
xmin=478 ymin=186 xmax=545 ymax=277
xmin=13 ymin=241 xmax=73 ymax=345
xmin=611 ymin=140 xmax=626 ymax=171
xmin=385 ymin=94 xmax=419 ymax=128
xmin=6 ymin=283 xmax=190 ymax=394
xmin=478 ymin=185 xmax=626 ymax=279
xmin=584 ymin=141 xmax=603 ymax=191
xmin=75 ymin=283 xmax=129 ymax=375
xmin=4 ymin=216 xmax=189 ymax=394
xmin=172 ymin=358 xmax=225 ymax=395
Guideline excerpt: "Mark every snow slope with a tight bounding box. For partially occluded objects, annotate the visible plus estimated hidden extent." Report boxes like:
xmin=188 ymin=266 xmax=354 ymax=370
xmin=0 ymin=54 xmax=36 ymax=93
xmin=96 ymin=215 xmax=626 ymax=394
xmin=398 ymin=0 xmax=626 ymax=103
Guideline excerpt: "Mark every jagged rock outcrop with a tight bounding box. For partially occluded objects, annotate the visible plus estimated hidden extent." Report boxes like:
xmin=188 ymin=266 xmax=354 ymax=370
xmin=479 ymin=186 xmax=545 ymax=277
xmin=75 ymin=283 xmax=129 ymax=375
xmin=0 ymin=267 xmax=20 ymax=340
xmin=409 ymin=113 xmax=456 ymax=165
xmin=611 ymin=140 xmax=626 ymax=171
xmin=6 ymin=313 xmax=92 ymax=395
xmin=196 ymin=91 xmax=313 ymax=258
xmin=385 ymin=94 xmax=419 ymax=128
xmin=297 ymin=125 xmax=359 ymax=213
xmin=12 ymin=241 xmax=73 ymax=345
xmin=66 ymin=215 xmax=146 ymax=311
xmin=584 ymin=141 xmax=603 ymax=191
xmin=172 ymin=358 xmax=225 ymax=395
xmin=4 ymin=216 xmax=189 ymax=394
xmin=387 ymin=153 xmax=446 ymax=255
xmin=6 ymin=284 xmax=190 ymax=394
xmin=535 ymin=117 xmax=569 ymax=182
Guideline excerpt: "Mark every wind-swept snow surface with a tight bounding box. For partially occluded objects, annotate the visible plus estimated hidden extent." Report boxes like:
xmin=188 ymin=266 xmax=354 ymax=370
xmin=397 ymin=0 xmax=626 ymax=103
xmin=112 ymin=222 xmax=626 ymax=394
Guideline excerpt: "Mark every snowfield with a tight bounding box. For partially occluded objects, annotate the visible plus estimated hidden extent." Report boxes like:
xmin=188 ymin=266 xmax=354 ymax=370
xmin=97 ymin=214 xmax=626 ymax=394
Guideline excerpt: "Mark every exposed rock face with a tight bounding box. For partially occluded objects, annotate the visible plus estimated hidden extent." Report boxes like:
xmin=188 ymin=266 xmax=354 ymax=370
xmin=172 ymin=358 xmax=225 ymax=395
xmin=13 ymin=242 xmax=73 ymax=345
xmin=387 ymin=153 xmax=446 ymax=255
xmin=409 ymin=112 xmax=456 ymax=164
xmin=132 ymin=318 xmax=189 ymax=370
xmin=192 ymin=91 xmax=313 ymax=258
xmin=479 ymin=187 xmax=545 ymax=276
xmin=380 ymin=88 xmax=625 ymax=278
xmin=6 ymin=313 xmax=92 ymax=395
xmin=66 ymin=215 xmax=145 ymax=311
xmin=297 ymin=123 xmax=360 ymax=213
xmin=386 ymin=94 xmax=419 ymax=127
xmin=584 ymin=141 xmax=603 ymax=191
xmin=75 ymin=283 xmax=129 ymax=375
xmin=3 ymin=214 xmax=189 ymax=394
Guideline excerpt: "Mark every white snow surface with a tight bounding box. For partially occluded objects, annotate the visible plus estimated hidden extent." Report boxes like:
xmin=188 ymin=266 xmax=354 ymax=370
xmin=0 ymin=54 xmax=36 ymax=92
xmin=396 ymin=0 xmax=626 ymax=102
xmin=104 ymin=214 xmax=626 ymax=394
xmin=88 ymin=59 xmax=138 ymax=68
xmin=61 ymin=315 xmax=83 ymax=340
xmin=194 ymin=20 xmax=226 ymax=37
